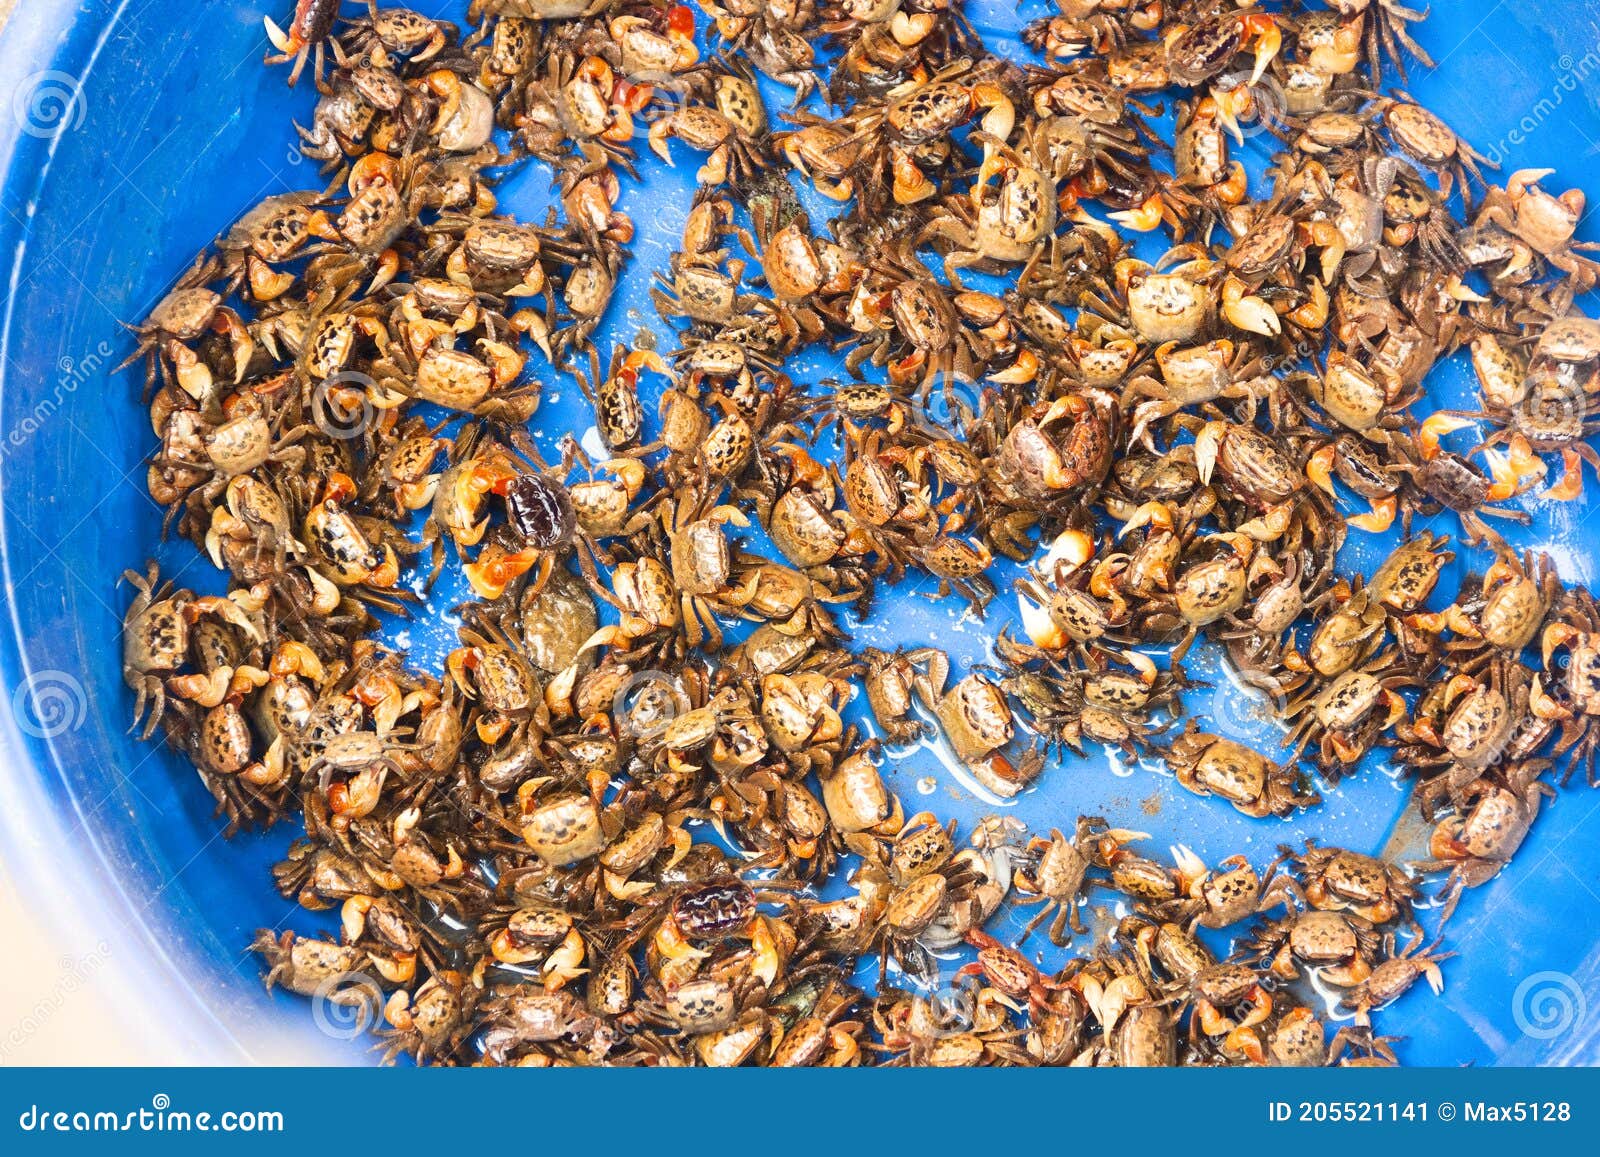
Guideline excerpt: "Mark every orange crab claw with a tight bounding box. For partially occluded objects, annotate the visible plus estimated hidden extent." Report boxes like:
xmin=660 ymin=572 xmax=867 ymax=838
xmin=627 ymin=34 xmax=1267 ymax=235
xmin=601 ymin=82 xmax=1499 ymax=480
xmin=1287 ymin=278 xmax=1330 ymax=330
xmin=366 ymin=545 xmax=400 ymax=589
xmin=661 ymin=6 xmax=700 ymax=67
xmin=1041 ymin=527 xmax=1096 ymax=571
xmin=616 ymin=348 xmax=669 ymax=389
xmin=1406 ymin=605 xmax=1480 ymax=638
xmin=971 ymin=82 xmax=1015 ymax=145
xmin=973 ymin=143 xmax=1012 ymax=192
xmin=1410 ymin=717 xmax=1443 ymax=747
xmin=1310 ymin=17 xmax=1362 ymax=74
xmin=1542 ymin=621 xmax=1581 ymax=669
xmin=464 ymin=549 xmax=552 ymax=602
xmin=1240 ymin=12 xmax=1282 ymax=86
xmin=1018 ymin=586 xmax=1065 ymax=650
xmin=577 ymin=624 xmax=635 ymax=656
xmin=168 ymin=668 xmax=237 ymax=708
xmin=446 ymin=646 xmax=480 ymax=692
xmin=891 ymin=10 xmax=938 ymax=46
xmin=1499 ymin=432 xmax=1546 ymax=486
xmin=614 ymin=77 xmax=654 ymax=114
xmin=1225 ymin=1026 xmax=1266 ymax=1064
xmin=1202 ymin=90 xmax=1243 ymax=146
xmin=348 ymin=152 xmax=398 ymax=195
xmin=988 ymin=348 xmax=1039 ymax=384
xmin=1037 ymin=394 xmax=1084 ymax=426
xmin=1118 ymin=500 xmax=1175 ymax=539
xmin=1305 ymin=444 xmax=1337 ymax=495
xmin=1547 ymin=447 xmax=1585 ymax=501
xmin=1088 ymin=555 xmax=1129 ymax=598
xmin=1379 ymin=688 xmax=1409 ymax=730
xmin=1196 ymin=998 xmax=1236 ymax=1037
xmin=351 ymin=670 xmax=400 ymax=711
xmin=466 ymin=458 xmax=517 ymax=498
xmin=1238 ymin=985 xmax=1273 ymax=1029
xmin=368 ymin=249 xmax=400 ymax=296
xmin=305 ymin=209 xmax=339 ymax=242
xmin=1169 ymin=843 xmax=1209 ymax=896
xmin=1483 ymin=448 xmax=1522 ymax=502
xmin=425 ymin=69 xmax=463 ymax=128
xmin=1347 ymin=496 xmax=1397 ymax=534
xmin=477 ymin=715 xmax=513 ymax=745
xmin=321 ymin=471 xmax=358 ymax=504
xmin=887 ymin=349 xmax=928 ymax=387
xmin=1214 ymin=160 xmax=1248 ymax=204
xmin=573 ymin=56 xmax=612 ymax=99
xmin=769 ymin=441 xmax=827 ymax=485
xmin=1221 ymin=275 xmax=1280 ymax=336
xmin=1193 ymin=419 xmax=1226 ymax=485
xmin=248 ymin=256 xmax=296 ymax=302
xmin=1108 ymin=193 xmax=1166 ymax=232
xmin=1331 ymin=733 xmax=1366 ymax=765
xmin=1530 ymin=674 xmax=1572 ymax=721
xmin=604 ymin=109 xmax=640 ymax=147
xmin=891 ymin=150 xmax=936 ymax=205
xmin=749 ymin=915 xmax=781 ymax=988
xmin=1483 ymin=556 xmax=1518 ymax=588
xmin=271 ymin=640 xmax=326 ymax=681
xmin=262 ymin=16 xmax=303 ymax=56
xmin=1238 ymin=501 xmax=1293 ymax=542
xmin=1417 ymin=412 xmax=1475 ymax=459
xmin=1322 ymin=955 xmax=1374 ymax=988
xmin=1119 ymin=648 xmax=1159 ymax=687
xmin=1440 ymin=673 xmax=1481 ymax=710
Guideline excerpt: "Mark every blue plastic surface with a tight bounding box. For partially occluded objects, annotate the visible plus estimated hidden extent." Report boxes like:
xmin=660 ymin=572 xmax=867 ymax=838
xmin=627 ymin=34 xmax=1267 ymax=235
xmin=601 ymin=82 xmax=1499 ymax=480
xmin=1 ymin=1 xmax=1599 ymax=1065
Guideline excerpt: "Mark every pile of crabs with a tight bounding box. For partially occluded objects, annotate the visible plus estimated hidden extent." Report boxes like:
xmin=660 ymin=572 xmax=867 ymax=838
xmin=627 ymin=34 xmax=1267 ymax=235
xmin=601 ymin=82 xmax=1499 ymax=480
xmin=117 ymin=0 xmax=1600 ymax=1066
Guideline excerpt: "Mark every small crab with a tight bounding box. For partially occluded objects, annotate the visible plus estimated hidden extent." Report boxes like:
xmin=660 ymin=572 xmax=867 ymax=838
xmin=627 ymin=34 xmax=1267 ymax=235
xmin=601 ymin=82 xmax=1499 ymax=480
xmin=1414 ymin=761 xmax=1551 ymax=916
xmin=1340 ymin=928 xmax=1455 ymax=1026
xmin=1403 ymin=414 xmax=1533 ymax=550
xmin=933 ymin=673 xmax=1043 ymax=798
xmin=1375 ymin=93 xmax=1495 ymax=211
xmin=263 ymin=0 xmax=343 ymax=87
xmin=1293 ymin=843 xmax=1417 ymax=928
xmin=861 ymin=646 xmax=947 ymax=744
xmin=1474 ymin=169 xmax=1600 ymax=291
xmin=1010 ymin=816 xmax=1134 ymax=945
xmin=1251 ymin=907 xmax=1381 ymax=988
xmin=1163 ymin=722 xmax=1322 ymax=817
xmin=1284 ymin=667 xmax=1409 ymax=778
xmin=1535 ymin=588 xmax=1600 ymax=785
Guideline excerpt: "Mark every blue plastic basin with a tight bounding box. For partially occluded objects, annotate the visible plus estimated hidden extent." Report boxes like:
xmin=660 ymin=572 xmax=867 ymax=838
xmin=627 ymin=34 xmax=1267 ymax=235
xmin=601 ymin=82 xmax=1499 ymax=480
xmin=2 ymin=1 xmax=1599 ymax=1065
